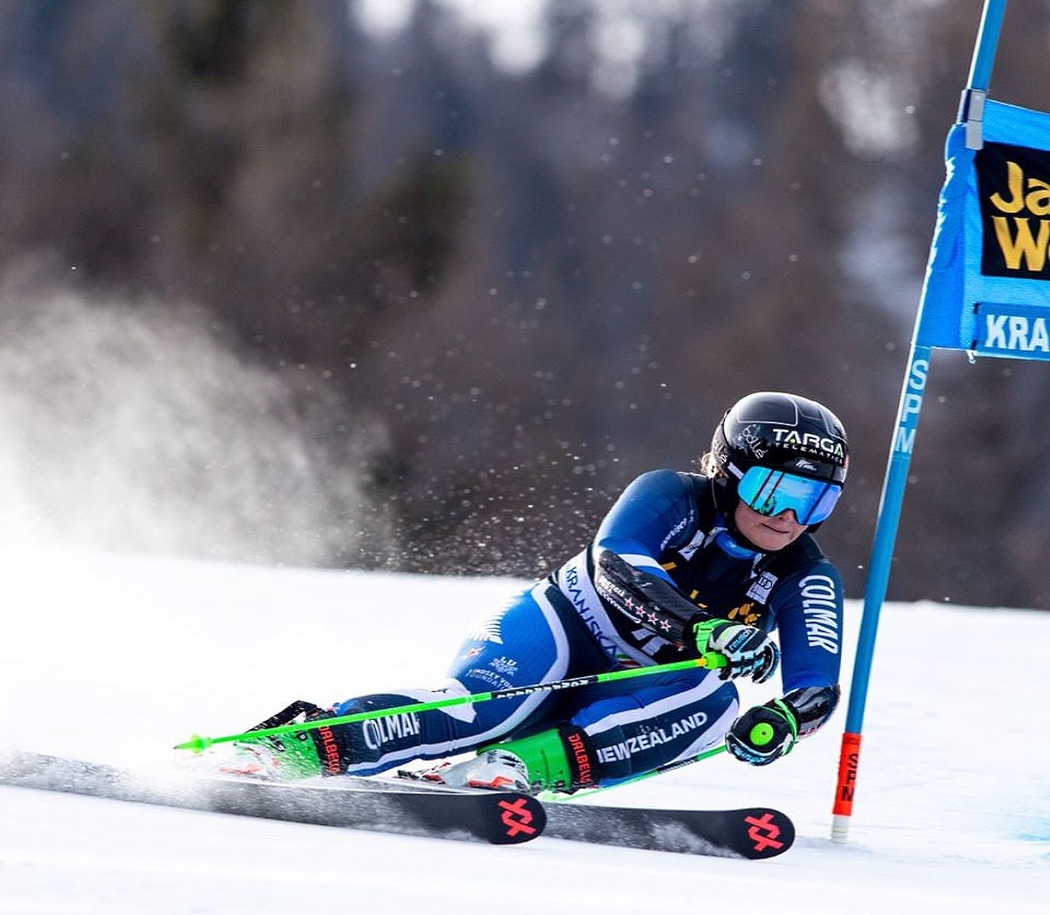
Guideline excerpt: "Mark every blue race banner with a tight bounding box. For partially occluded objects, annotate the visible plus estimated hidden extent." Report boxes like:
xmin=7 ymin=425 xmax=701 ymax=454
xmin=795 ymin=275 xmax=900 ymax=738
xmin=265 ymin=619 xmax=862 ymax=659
xmin=916 ymin=100 xmax=1050 ymax=360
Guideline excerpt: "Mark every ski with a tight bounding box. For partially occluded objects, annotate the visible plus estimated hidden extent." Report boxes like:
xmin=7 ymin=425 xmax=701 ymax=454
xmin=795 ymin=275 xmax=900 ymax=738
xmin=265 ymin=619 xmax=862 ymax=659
xmin=0 ymin=750 xmax=545 ymax=846
xmin=541 ymin=801 xmax=793 ymax=859
xmin=0 ymin=750 xmax=792 ymax=858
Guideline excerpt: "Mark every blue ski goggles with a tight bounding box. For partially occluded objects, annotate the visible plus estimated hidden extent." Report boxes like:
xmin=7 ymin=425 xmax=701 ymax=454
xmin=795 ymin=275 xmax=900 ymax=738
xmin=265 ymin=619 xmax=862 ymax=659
xmin=736 ymin=466 xmax=842 ymax=525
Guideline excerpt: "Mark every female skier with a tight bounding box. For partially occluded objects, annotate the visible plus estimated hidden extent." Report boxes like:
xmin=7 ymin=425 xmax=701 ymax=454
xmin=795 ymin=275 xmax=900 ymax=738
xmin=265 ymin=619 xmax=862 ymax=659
xmin=220 ymin=391 xmax=849 ymax=795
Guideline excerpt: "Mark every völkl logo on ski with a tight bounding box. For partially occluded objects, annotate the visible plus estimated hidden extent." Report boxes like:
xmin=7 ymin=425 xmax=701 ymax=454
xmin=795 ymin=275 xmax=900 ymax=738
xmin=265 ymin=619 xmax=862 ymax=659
xmin=744 ymin=811 xmax=786 ymax=854
xmin=498 ymin=796 xmax=541 ymax=839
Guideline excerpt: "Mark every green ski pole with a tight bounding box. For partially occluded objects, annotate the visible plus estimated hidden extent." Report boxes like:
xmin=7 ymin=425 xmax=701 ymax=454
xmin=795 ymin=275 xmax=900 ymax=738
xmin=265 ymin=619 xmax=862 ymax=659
xmin=175 ymin=652 xmax=727 ymax=753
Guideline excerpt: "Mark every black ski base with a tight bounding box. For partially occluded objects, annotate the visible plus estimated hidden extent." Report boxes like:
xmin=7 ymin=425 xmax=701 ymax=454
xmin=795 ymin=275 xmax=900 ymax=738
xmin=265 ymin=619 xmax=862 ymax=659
xmin=0 ymin=750 xmax=544 ymax=846
xmin=0 ymin=750 xmax=793 ymax=858
xmin=542 ymin=801 xmax=793 ymax=859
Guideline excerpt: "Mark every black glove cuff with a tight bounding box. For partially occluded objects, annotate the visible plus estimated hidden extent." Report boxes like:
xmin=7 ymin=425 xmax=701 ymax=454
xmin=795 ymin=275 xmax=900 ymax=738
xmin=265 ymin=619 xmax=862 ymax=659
xmin=781 ymin=685 xmax=840 ymax=738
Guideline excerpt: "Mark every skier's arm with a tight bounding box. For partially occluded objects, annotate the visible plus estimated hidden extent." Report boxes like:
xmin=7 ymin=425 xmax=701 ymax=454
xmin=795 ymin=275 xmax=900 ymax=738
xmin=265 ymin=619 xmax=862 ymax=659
xmin=591 ymin=469 xmax=699 ymax=582
xmin=593 ymin=549 xmax=779 ymax=682
xmin=725 ymin=562 xmax=844 ymax=765
xmin=724 ymin=686 xmax=841 ymax=765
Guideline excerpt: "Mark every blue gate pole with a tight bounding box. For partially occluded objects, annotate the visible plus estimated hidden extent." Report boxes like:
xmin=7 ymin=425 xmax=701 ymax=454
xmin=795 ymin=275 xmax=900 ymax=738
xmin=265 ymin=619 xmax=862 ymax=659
xmin=829 ymin=0 xmax=1009 ymax=844
xmin=967 ymin=0 xmax=1010 ymax=91
xmin=830 ymin=344 xmax=930 ymax=841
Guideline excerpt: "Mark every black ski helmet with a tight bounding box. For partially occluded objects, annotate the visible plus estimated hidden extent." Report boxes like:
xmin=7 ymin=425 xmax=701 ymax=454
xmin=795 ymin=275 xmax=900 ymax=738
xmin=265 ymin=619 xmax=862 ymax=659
xmin=709 ymin=391 xmax=848 ymax=514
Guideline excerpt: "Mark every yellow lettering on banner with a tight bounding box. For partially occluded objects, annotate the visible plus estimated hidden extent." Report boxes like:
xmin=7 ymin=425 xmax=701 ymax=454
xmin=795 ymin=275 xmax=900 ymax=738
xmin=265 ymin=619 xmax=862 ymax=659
xmin=990 ymin=160 xmax=1050 ymax=216
xmin=1030 ymin=179 xmax=1050 ymax=216
xmin=991 ymin=215 xmax=1050 ymax=271
xmin=991 ymin=161 xmax=1026 ymax=213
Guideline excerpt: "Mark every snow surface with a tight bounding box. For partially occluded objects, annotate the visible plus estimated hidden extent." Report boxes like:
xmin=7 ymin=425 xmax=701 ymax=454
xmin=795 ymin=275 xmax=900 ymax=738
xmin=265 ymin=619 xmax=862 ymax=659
xmin=2 ymin=548 xmax=1048 ymax=914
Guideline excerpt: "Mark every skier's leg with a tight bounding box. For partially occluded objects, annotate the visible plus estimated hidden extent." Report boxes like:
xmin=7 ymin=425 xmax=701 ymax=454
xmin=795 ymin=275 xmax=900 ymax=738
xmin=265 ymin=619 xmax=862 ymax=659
xmin=565 ymin=668 xmax=739 ymax=784
xmin=420 ymin=667 xmax=738 ymax=794
xmin=219 ymin=582 xmax=573 ymax=779
xmin=329 ymin=582 xmax=571 ymax=775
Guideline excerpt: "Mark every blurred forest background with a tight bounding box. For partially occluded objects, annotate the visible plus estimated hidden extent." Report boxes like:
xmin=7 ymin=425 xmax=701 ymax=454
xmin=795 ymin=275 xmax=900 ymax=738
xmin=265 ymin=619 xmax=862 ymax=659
xmin=2 ymin=0 xmax=1050 ymax=608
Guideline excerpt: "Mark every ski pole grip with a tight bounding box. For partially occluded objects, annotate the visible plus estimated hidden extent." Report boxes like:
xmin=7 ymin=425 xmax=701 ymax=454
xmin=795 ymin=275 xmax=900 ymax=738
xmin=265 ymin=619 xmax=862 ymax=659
xmin=700 ymin=651 xmax=728 ymax=670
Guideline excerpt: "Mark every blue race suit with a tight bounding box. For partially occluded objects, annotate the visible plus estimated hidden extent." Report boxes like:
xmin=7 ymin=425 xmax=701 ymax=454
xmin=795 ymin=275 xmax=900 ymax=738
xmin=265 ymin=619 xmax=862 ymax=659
xmin=327 ymin=469 xmax=843 ymax=785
